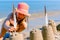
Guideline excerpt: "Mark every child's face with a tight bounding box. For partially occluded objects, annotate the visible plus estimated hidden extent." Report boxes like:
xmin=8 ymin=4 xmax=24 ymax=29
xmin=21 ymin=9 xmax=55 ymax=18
xmin=16 ymin=13 xmax=25 ymax=20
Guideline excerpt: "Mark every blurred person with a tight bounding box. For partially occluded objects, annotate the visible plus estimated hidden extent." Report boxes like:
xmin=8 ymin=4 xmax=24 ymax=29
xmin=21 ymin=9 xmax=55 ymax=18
xmin=0 ymin=2 xmax=30 ymax=40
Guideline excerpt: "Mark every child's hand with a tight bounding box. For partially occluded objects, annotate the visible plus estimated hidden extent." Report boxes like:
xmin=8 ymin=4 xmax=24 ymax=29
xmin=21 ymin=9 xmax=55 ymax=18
xmin=8 ymin=26 xmax=16 ymax=32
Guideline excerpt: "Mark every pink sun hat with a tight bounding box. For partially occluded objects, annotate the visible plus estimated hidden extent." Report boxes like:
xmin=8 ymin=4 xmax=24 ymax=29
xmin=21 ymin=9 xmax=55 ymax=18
xmin=16 ymin=2 xmax=31 ymax=17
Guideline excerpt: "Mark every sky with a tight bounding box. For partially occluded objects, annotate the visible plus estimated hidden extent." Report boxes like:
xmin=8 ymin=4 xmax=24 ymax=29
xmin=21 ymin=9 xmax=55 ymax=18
xmin=0 ymin=0 xmax=60 ymax=1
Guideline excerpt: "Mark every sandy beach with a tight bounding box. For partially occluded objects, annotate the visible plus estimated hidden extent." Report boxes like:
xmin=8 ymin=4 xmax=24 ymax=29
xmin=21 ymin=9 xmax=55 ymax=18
xmin=21 ymin=10 xmax=60 ymax=40
xmin=0 ymin=11 xmax=60 ymax=40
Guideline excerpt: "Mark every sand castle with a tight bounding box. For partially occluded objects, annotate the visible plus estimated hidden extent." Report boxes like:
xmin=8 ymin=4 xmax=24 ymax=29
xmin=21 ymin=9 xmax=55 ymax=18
xmin=42 ymin=25 xmax=55 ymax=40
xmin=30 ymin=29 xmax=43 ymax=40
xmin=29 ymin=20 xmax=60 ymax=40
xmin=5 ymin=32 xmax=24 ymax=40
xmin=48 ymin=20 xmax=57 ymax=34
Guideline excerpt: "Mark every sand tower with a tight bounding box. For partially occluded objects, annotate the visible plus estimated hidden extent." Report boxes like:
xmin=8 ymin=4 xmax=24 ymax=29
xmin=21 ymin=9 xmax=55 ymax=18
xmin=5 ymin=32 xmax=24 ymax=40
xmin=30 ymin=29 xmax=43 ymax=40
xmin=42 ymin=25 xmax=55 ymax=40
xmin=48 ymin=20 xmax=57 ymax=34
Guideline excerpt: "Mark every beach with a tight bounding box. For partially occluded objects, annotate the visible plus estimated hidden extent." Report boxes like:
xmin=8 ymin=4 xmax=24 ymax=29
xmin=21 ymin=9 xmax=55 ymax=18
xmin=19 ymin=10 xmax=60 ymax=40
xmin=0 ymin=1 xmax=60 ymax=40
xmin=0 ymin=11 xmax=60 ymax=40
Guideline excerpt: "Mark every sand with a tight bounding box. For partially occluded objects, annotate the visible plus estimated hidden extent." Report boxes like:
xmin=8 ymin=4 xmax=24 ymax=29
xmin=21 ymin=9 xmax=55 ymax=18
xmin=0 ymin=10 xmax=60 ymax=40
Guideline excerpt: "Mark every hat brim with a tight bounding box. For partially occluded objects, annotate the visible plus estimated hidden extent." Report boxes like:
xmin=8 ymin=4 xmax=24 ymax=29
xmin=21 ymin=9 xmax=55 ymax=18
xmin=16 ymin=8 xmax=31 ymax=17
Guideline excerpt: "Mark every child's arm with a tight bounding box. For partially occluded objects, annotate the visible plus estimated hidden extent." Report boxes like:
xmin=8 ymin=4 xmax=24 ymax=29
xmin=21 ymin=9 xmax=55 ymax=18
xmin=16 ymin=20 xmax=27 ymax=32
xmin=4 ymin=20 xmax=10 ymax=31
